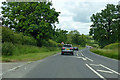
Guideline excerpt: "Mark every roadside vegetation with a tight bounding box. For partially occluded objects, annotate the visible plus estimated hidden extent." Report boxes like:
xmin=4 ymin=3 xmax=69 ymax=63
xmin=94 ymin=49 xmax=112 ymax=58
xmin=90 ymin=43 xmax=119 ymax=60
xmin=1 ymin=1 xmax=119 ymax=61
xmin=89 ymin=4 xmax=119 ymax=60
xmin=2 ymin=45 xmax=60 ymax=62
xmin=1 ymin=1 xmax=86 ymax=62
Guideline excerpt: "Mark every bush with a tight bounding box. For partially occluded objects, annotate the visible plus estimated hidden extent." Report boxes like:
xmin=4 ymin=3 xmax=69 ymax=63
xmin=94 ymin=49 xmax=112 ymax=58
xmin=2 ymin=42 xmax=60 ymax=56
xmin=2 ymin=42 xmax=15 ymax=56
xmin=48 ymin=39 xmax=58 ymax=47
xmin=42 ymin=39 xmax=60 ymax=47
xmin=2 ymin=27 xmax=37 ymax=46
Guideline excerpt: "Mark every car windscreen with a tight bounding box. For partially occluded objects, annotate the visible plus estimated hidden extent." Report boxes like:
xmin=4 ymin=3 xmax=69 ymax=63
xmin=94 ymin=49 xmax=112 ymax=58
xmin=63 ymin=45 xmax=72 ymax=47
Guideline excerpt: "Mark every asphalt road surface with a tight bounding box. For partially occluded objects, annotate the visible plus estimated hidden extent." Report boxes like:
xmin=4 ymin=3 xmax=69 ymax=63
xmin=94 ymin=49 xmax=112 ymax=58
xmin=1 ymin=48 xmax=120 ymax=80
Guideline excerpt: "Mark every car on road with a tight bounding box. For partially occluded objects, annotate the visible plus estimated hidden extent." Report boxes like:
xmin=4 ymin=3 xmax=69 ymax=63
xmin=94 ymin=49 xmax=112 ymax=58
xmin=61 ymin=44 xmax=74 ymax=55
xmin=73 ymin=47 xmax=78 ymax=51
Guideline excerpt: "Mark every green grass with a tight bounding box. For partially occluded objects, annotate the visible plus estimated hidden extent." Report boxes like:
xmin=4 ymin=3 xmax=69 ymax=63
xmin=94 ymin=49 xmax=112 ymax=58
xmin=2 ymin=44 xmax=60 ymax=62
xmin=90 ymin=43 xmax=119 ymax=60
xmin=2 ymin=50 xmax=60 ymax=62
xmin=104 ymin=43 xmax=119 ymax=49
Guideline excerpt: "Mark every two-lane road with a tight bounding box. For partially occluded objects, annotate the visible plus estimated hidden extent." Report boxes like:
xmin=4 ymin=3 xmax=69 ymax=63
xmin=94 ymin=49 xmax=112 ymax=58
xmin=2 ymin=48 xmax=120 ymax=80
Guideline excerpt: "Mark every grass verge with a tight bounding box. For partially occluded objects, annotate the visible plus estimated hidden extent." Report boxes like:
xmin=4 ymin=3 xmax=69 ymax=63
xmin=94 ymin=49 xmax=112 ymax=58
xmin=2 ymin=43 xmax=60 ymax=62
xmin=90 ymin=48 xmax=119 ymax=60
xmin=2 ymin=50 xmax=60 ymax=62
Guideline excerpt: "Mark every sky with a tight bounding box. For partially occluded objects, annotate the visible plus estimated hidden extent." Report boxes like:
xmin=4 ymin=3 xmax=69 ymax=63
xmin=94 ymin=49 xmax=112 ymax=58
xmin=0 ymin=0 xmax=119 ymax=34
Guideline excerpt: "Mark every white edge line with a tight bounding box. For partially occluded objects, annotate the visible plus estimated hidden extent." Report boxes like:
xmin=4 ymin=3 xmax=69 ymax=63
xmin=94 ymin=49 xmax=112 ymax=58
xmin=85 ymin=64 xmax=106 ymax=80
xmin=100 ymin=64 xmax=120 ymax=75
xmin=3 ymin=62 xmax=32 ymax=75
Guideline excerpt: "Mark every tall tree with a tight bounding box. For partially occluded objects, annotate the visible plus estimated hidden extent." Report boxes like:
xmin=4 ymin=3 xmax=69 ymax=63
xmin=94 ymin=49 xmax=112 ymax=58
xmin=89 ymin=4 xmax=119 ymax=47
xmin=2 ymin=1 xmax=60 ymax=46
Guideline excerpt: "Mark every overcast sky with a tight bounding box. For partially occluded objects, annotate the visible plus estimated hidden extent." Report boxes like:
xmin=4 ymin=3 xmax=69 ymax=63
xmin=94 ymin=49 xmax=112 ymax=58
xmin=0 ymin=0 xmax=119 ymax=34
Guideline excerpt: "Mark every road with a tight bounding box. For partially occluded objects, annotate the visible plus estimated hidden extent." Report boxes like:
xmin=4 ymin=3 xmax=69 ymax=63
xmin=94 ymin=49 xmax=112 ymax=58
xmin=1 ymin=48 xmax=120 ymax=80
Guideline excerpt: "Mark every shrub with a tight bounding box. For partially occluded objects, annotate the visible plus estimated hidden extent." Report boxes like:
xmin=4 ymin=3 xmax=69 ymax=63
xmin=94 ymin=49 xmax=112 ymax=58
xmin=48 ymin=39 xmax=58 ymax=47
xmin=2 ymin=42 xmax=15 ymax=56
xmin=2 ymin=27 xmax=14 ymax=43
xmin=2 ymin=27 xmax=37 ymax=46
xmin=42 ymin=39 xmax=60 ymax=47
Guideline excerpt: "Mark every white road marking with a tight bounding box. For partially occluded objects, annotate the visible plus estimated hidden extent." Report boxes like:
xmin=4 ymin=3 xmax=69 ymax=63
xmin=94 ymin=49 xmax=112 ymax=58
xmin=90 ymin=64 xmax=100 ymax=66
xmin=76 ymin=57 xmax=83 ymax=58
xmin=81 ymin=53 xmax=84 ymax=56
xmin=76 ymin=54 xmax=78 ymax=56
xmin=100 ymin=64 xmax=120 ymax=75
xmin=82 ymin=57 xmax=87 ymax=60
xmin=3 ymin=62 xmax=32 ymax=76
xmin=85 ymin=57 xmax=93 ymax=62
xmin=76 ymin=57 xmax=87 ymax=60
xmin=85 ymin=64 xmax=106 ymax=80
xmin=97 ymin=70 xmax=113 ymax=74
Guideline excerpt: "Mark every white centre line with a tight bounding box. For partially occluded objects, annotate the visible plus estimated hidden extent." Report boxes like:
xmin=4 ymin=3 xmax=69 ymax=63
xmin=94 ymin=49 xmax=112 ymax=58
xmin=85 ymin=64 xmax=106 ymax=80
xmin=90 ymin=64 xmax=100 ymax=66
xmin=76 ymin=57 xmax=87 ymax=60
xmin=85 ymin=57 xmax=93 ymax=62
xmin=97 ymin=70 xmax=113 ymax=74
xmin=100 ymin=64 xmax=120 ymax=75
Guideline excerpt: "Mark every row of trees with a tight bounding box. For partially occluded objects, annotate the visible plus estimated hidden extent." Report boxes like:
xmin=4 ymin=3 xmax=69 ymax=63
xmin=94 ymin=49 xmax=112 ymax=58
xmin=89 ymin=4 xmax=120 ymax=47
xmin=2 ymin=1 xmax=60 ymax=46
xmin=2 ymin=1 xmax=87 ymax=47
xmin=52 ymin=29 xmax=86 ymax=47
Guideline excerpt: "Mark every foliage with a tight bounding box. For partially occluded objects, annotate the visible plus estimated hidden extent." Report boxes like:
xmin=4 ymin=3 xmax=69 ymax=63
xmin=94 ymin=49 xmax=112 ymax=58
xmin=1 ymin=1 xmax=60 ymax=46
xmin=89 ymin=4 xmax=120 ymax=47
xmin=52 ymin=28 xmax=68 ymax=43
xmin=42 ymin=39 xmax=58 ymax=47
xmin=2 ymin=27 xmax=37 ymax=45
xmin=2 ymin=42 xmax=60 ymax=56
xmin=2 ymin=42 xmax=15 ymax=56
xmin=67 ymin=30 xmax=79 ymax=44
xmin=67 ymin=30 xmax=86 ymax=47
xmin=103 ymin=43 xmax=119 ymax=49
xmin=90 ymin=47 xmax=119 ymax=60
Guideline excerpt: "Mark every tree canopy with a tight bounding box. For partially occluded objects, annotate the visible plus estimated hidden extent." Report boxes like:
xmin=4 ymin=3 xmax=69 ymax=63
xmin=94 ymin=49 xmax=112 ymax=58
xmin=89 ymin=4 xmax=120 ymax=47
xmin=2 ymin=1 xmax=60 ymax=46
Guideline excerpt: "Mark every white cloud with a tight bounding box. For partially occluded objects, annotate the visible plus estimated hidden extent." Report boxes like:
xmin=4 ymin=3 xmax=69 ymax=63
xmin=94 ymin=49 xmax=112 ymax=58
xmin=0 ymin=0 xmax=119 ymax=35
xmin=52 ymin=0 xmax=119 ymax=34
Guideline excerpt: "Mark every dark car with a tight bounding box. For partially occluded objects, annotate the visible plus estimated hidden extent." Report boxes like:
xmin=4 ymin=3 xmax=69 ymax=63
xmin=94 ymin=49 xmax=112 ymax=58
xmin=61 ymin=44 xmax=74 ymax=55
xmin=73 ymin=47 xmax=78 ymax=51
